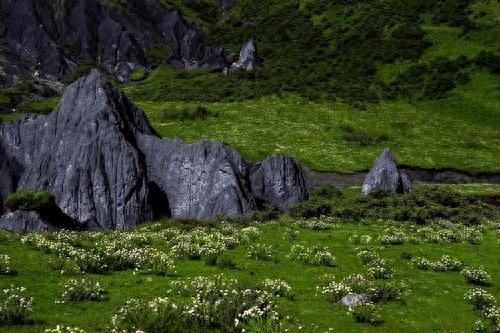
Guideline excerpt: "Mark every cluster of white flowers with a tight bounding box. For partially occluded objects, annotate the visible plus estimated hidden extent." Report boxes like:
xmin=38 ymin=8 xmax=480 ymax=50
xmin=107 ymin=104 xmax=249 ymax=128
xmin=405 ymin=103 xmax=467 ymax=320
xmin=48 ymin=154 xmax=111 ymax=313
xmin=431 ymin=255 xmax=463 ymax=272
xmin=112 ymin=274 xmax=284 ymax=332
xmin=317 ymin=281 xmax=352 ymax=303
xmin=379 ymin=227 xmax=408 ymax=245
xmin=349 ymin=234 xmax=373 ymax=245
xmin=168 ymin=227 xmax=240 ymax=259
xmin=288 ymin=245 xmax=335 ymax=266
xmin=411 ymin=255 xmax=463 ymax=272
xmin=45 ymin=325 xmax=87 ymax=333
xmin=247 ymin=243 xmax=278 ymax=262
xmin=462 ymin=266 xmax=492 ymax=286
xmin=464 ymin=288 xmax=499 ymax=331
xmin=416 ymin=220 xmax=484 ymax=245
xmin=410 ymin=256 xmax=432 ymax=270
xmin=366 ymin=258 xmax=395 ymax=279
xmin=295 ymin=217 xmax=338 ymax=230
xmin=21 ymin=232 xmax=175 ymax=275
xmin=355 ymin=248 xmax=380 ymax=265
xmin=261 ymin=279 xmax=294 ymax=299
xmin=0 ymin=253 xmax=11 ymax=274
xmin=57 ymin=279 xmax=106 ymax=303
xmin=0 ymin=285 xmax=33 ymax=325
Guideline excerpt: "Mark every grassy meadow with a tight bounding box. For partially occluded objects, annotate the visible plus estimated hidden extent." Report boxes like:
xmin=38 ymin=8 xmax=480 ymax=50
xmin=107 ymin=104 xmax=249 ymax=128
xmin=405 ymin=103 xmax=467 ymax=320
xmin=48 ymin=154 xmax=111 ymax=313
xmin=0 ymin=185 xmax=499 ymax=333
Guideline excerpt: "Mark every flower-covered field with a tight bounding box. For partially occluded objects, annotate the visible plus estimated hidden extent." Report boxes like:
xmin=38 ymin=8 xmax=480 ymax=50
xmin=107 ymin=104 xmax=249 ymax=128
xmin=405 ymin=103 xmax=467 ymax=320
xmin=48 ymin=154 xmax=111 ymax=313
xmin=0 ymin=190 xmax=499 ymax=332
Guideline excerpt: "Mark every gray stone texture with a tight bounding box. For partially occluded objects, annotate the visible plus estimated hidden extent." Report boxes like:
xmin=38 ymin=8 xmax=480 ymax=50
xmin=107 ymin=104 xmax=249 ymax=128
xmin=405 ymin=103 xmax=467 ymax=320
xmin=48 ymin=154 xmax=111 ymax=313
xmin=0 ymin=0 xmax=228 ymax=85
xmin=362 ymin=148 xmax=412 ymax=195
xmin=0 ymin=70 xmax=309 ymax=230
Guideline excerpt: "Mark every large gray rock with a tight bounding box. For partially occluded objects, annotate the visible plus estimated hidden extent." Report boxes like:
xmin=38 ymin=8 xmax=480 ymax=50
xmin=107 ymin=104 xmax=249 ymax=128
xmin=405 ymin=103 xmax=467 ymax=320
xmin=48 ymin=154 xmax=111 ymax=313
xmin=0 ymin=0 xmax=228 ymax=86
xmin=362 ymin=148 xmax=412 ymax=195
xmin=0 ymin=211 xmax=58 ymax=232
xmin=230 ymin=40 xmax=264 ymax=72
xmin=139 ymin=137 xmax=256 ymax=220
xmin=250 ymin=155 xmax=309 ymax=211
xmin=0 ymin=70 xmax=308 ymax=230
xmin=1 ymin=70 xmax=155 ymax=230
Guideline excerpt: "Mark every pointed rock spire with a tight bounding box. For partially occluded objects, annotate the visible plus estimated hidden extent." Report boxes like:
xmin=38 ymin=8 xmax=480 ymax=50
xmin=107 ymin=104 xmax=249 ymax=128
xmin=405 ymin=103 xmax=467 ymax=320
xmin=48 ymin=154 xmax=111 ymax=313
xmin=362 ymin=148 xmax=412 ymax=195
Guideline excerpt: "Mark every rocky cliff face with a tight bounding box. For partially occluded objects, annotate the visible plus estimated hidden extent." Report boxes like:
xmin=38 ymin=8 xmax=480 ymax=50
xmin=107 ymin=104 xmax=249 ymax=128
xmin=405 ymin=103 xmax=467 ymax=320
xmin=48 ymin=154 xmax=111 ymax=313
xmin=0 ymin=0 xmax=228 ymax=86
xmin=0 ymin=70 xmax=308 ymax=231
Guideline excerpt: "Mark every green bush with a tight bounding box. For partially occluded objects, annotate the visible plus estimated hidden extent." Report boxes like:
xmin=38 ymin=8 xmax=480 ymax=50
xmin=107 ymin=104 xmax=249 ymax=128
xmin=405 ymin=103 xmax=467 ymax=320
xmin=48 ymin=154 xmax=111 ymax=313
xmin=5 ymin=190 xmax=55 ymax=212
xmin=61 ymin=61 xmax=96 ymax=84
xmin=130 ymin=68 xmax=147 ymax=81
xmin=15 ymin=97 xmax=59 ymax=115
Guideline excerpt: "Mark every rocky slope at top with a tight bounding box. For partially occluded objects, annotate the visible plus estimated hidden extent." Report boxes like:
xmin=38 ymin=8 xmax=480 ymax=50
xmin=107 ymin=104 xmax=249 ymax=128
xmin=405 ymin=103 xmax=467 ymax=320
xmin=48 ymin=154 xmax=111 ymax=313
xmin=0 ymin=0 xmax=229 ymax=86
xmin=0 ymin=70 xmax=308 ymax=231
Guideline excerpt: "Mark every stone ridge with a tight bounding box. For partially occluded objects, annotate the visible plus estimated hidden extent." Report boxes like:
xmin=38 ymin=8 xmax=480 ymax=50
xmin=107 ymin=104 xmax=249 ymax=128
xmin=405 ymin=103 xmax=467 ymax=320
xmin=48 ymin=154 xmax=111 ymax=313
xmin=0 ymin=70 xmax=309 ymax=231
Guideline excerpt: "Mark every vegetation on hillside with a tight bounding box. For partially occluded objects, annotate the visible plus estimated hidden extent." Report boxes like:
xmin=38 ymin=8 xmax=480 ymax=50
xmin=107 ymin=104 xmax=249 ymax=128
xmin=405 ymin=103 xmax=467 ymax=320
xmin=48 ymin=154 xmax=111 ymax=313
xmin=0 ymin=185 xmax=499 ymax=332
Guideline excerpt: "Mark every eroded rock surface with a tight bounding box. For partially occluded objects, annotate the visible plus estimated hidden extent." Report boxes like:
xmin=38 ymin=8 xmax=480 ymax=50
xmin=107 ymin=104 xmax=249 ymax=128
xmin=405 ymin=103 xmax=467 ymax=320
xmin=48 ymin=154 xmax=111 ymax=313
xmin=231 ymin=40 xmax=264 ymax=72
xmin=362 ymin=148 xmax=412 ymax=195
xmin=0 ymin=0 xmax=228 ymax=85
xmin=0 ymin=70 xmax=308 ymax=230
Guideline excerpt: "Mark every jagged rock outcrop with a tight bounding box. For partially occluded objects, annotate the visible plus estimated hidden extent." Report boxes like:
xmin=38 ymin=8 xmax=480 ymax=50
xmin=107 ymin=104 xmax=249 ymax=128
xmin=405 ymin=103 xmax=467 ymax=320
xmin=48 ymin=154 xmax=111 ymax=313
xmin=0 ymin=70 xmax=308 ymax=230
xmin=362 ymin=148 xmax=412 ymax=195
xmin=250 ymin=156 xmax=309 ymax=211
xmin=0 ymin=0 xmax=228 ymax=86
xmin=139 ymin=137 xmax=256 ymax=220
xmin=230 ymin=40 xmax=264 ymax=72
xmin=0 ymin=211 xmax=59 ymax=232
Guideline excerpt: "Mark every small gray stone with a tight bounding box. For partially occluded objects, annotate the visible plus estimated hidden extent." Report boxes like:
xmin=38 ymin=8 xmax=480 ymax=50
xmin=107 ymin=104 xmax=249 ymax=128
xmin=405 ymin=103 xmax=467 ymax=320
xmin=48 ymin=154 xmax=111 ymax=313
xmin=339 ymin=294 xmax=371 ymax=307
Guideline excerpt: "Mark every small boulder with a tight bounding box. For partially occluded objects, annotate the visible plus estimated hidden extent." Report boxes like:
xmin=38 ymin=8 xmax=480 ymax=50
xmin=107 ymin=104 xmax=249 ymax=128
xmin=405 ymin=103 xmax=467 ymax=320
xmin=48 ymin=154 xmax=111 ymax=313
xmin=339 ymin=294 xmax=371 ymax=307
xmin=362 ymin=148 xmax=411 ymax=195
xmin=231 ymin=40 xmax=264 ymax=72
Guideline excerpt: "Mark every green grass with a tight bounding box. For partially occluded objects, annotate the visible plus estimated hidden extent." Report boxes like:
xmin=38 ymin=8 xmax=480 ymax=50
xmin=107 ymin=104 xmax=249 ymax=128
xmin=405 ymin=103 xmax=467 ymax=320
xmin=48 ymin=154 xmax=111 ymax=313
xmin=129 ymin=72 xmax=500 ymax=173
xmin=0 ymin=192 xmax=499 ymax=332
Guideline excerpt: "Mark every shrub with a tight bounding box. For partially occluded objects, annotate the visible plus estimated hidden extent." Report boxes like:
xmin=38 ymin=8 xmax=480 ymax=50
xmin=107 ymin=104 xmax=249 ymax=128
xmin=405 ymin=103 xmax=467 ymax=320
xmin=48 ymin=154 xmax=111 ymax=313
xmin=464 ymin=288 xmax=497 ymax=311
xmin=411 ymin=256 xmax=432 ymax=270
xmin=431 ymin=255 xmax=463 ymax=272
xmin=45 ymin=325 xmax=87 ymax=333
xmin=318 ymin=281 xmax=352 ymax=303
xmin=0 ymin=286 xmax=33 ymax=325
xmin=462 ymin=267 xmax=492 ymax=286
xmin=247 ymin=243 xmax=278 ymax=262
xmin=130 ymin=68 xmax=147 ymax=81
xmin=366 ymin=258 xmax=395 ymax=279
xmin=5 ymin=190 xmax=55 ymax=212
xmin=57 ymin=279 xmax=107 ymax=303
xmin=111 ymin=297 xmax=182 ymax=333
xmin=350 ymin=303 xmax=383 ymax=325
xmin=288 ymin=245 xmax=335 ymax=266
xmin=261 ymin=279 xmax=294 ymax=299
xmin=0 ymin=254 xmax=11 ymax=274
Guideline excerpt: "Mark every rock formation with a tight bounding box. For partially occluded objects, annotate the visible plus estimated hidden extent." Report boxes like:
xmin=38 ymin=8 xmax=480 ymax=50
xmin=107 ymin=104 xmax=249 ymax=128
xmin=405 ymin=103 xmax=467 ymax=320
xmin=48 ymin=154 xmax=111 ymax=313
xmin=0 ymin=0 xmax=228 ymax=85
xmin=362 ymin=148 xmax=412 ymax=195
xmin=0 ymin=70 xmax=309 ymax=231
xmin=230 ymin=40 xmax=264 ymax=72
xmin=250 ymin=156 xmax=309 ymax=211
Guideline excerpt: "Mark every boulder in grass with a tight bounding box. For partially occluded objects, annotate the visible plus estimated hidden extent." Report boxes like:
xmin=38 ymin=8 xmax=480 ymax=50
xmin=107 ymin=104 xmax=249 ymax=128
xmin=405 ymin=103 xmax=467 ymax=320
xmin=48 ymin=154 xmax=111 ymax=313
xmin=362 ymin=148 xmax=412 ymax=195
xmin=230 ymin=40 xmax=264 ymax=72
xmin=339 ymin=294 xmax=371 ymax=307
